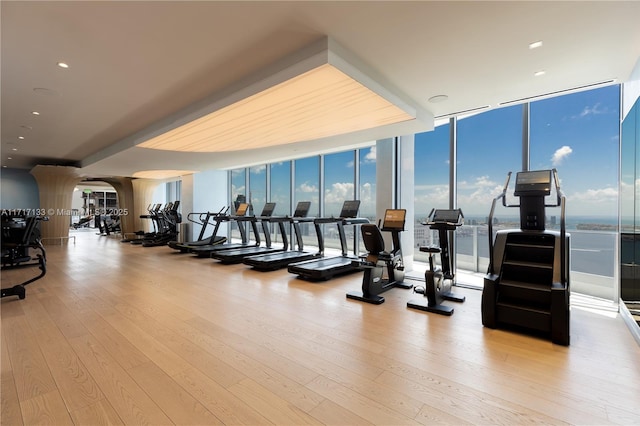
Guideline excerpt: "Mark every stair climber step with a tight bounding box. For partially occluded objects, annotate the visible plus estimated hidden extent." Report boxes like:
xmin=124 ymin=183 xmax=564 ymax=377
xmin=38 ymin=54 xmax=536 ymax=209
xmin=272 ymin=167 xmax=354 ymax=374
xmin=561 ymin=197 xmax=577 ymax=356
xmin=496 ymin=301 xmax=551 ymax=332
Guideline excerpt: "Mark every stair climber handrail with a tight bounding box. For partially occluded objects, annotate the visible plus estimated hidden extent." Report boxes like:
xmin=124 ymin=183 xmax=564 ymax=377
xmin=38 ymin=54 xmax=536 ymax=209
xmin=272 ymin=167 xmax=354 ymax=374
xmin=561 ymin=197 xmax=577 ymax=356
xmin=553 ymin=168 xmax=568 ymax=288
xmin=488 ymin=172 xmax=512 ymax=275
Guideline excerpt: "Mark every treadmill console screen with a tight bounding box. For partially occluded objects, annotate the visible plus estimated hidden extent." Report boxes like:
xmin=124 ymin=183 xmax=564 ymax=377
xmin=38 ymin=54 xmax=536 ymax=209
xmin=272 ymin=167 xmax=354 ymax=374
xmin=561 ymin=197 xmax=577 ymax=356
xmin=293 ymin=201 xmax=311 ymax=217
xmin=432 ymin=209 xmax=462 ymax=224
xmin=260 ymin=202 xmax=276 ymax=217
xmin=514 ymin=170 xmax=552 ymax=196
xmin=235 ymin=203 xmax=249 ymax=216
xmin=383 ymin=209 xmax=406 ymax=230
xmin=339 ymin=200 xmax=361 ymax=218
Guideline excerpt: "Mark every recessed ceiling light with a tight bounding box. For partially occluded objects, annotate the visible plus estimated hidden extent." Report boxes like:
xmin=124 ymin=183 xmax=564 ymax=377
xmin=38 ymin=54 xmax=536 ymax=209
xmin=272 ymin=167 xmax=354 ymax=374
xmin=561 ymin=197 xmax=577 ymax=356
xmin=7 ymin=157 xmax=12 ymax=160
xmin=534 ymin=70 xmax=546 ymax=77
xmin=18 ymin=136 xmax=25 ymax=140
xmin=529 ymin=41 xmax=543 ymax=49
xmin=428 ymin=94 xmax=449 ymax=103
xmin=2 ymin=165 xmax=7 ymax=168
xmin=32 ymin=111 xmax=40 ymax=115
xmin=57 ymin=62 xmax=69 ymax=68
xmin=12 ymin=148 xmax=17 ymax=151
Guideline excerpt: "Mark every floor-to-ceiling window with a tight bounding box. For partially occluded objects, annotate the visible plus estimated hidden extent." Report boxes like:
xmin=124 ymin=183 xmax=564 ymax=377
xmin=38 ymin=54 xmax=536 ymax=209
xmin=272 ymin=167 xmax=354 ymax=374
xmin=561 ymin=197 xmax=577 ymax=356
xmin=270 ymin=161 xmax=292 ymax=245
xmin=323 ymin=151 xmax=356 ymax=251
xmin=411 ymin=86 xmax=621 ymax=302
xmin=530 ymin=85 xmax=620 ymax=300
xmin=294 ymin=156 xmax=320 ymax=249
xmin=230 ymin=168 xmax=247 ymax=241
xmin=413 ymin=122 xmax=451 ymax=265
xmin=456 ymin=106 xmax=523 ymax=283
xmin=249 ymin=165 xmax=267 ymax=216
xmin=270 ymin=162 xmax=291 ymax=216
xmin=359 ymin=146 xmax=377 ymax=253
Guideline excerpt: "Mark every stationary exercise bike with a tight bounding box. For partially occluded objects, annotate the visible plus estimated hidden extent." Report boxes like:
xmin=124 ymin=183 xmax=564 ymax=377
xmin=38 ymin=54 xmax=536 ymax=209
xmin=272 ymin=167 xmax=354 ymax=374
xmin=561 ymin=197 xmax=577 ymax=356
xmin=407 ymin=208 xmax=465 ymax=316
xmin=346 ymin=209 xmax=412 ymax=304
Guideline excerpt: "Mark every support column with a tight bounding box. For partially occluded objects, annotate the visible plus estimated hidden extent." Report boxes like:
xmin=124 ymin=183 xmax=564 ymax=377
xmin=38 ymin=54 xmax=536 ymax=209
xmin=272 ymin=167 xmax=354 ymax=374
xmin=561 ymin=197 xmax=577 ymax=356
xmin=101 ymin=177 xmax=135 ymax=236
xmin=132 ymin=179 xmax=162 ymax=232
xmin=376 ymin=136 xmax=415 ymax=271
xmin=30 ymin=165 xmax=83 ymax=242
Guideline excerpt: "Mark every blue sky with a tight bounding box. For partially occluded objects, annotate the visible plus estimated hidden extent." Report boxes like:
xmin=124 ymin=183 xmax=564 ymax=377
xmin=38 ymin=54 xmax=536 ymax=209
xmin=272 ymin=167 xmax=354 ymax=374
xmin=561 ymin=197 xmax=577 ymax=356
xmin=415 ymin=85 xmax=620 ymax=219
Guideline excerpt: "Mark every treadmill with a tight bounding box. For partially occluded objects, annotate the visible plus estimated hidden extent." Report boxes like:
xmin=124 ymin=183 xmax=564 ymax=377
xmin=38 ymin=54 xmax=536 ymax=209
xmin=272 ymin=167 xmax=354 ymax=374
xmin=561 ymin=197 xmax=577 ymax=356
xmin=189 ymin=203 xmax=259 ymax=258
xmin=242 ymin=201 xmax=321 ymax=271
xmin=210 ymin=202 xmax=286 ymax=264
xmin=167 ymin=206 xmax=228 ymax=252
xmin=287 ymin=200 xmax=369 ymax=281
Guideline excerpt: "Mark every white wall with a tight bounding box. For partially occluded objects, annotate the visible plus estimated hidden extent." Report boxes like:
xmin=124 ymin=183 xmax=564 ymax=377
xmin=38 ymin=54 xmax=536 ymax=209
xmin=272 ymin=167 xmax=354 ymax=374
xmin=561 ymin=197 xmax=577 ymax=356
xmin=192 ymin=169 xmax=228 ymax=240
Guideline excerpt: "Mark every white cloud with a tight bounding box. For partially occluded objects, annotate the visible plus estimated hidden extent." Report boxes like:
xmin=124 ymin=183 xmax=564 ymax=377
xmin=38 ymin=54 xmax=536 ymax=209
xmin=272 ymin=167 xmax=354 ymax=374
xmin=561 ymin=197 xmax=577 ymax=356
xmin=364 ymin=146 xmax=376 ymax=163
xmin=570 ymin=186 xmax=618 ymax=203
xmin=578 ymin=103 xmax=608 ymax=118
xmin=551 ymin=146 xmax=573 ymax=166
xmin=250 ymin=164 xmax=266 ymax=174
xmin=324 ymin=182 xmax=355 ymax=203
xmin=298 ymin=182 xmax=317 ymax=193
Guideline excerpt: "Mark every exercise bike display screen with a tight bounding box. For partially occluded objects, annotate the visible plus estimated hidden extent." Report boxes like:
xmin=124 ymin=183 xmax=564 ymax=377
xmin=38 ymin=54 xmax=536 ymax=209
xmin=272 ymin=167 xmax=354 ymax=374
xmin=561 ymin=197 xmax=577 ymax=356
xmin=383 ymin=209 xmax=406 ymax=230
xmin=235 ymin=203 xmax=249 ymax=216
xmin=431 ymin=209 xmax=462 ymax=224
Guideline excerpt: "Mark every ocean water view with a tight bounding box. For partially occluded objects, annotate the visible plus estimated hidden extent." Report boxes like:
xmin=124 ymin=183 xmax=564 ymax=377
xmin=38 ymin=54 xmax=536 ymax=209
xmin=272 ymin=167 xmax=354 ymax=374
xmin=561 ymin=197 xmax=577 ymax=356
xmin=414 ymin=216 xmax=618 ymax=278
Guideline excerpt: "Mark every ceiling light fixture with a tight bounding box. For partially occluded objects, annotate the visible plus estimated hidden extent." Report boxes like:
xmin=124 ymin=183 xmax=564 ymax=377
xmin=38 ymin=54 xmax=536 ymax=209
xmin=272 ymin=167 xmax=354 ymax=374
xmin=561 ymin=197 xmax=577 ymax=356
xmin=138 ymin=37 xmax=420 ymax=153
xmin=529 ymin=41 xmax=543 ymax=49
xmin=12 ymin=148 xmax=17 ymax=151
xmin=18 ymin=136 xmax=25 ymax=140
xmin=132 ymin=170 xmax=196 ymax=180
xmin=32 ymin=111 xmax=40 ymax=115
xmin=534 ymin=70 xmax=546 ymax=77
xmin=57 ymin=62 xmax=69 ymax=68
xmin=428 ymin=95 xmax=449 ymax=103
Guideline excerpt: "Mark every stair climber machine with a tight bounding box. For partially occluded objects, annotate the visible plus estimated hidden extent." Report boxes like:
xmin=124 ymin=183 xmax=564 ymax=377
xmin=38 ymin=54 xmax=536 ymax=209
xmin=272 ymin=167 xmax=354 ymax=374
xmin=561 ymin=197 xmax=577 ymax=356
xmin=167 ymin=206 xmax=228 ymax=252
xmin=346 ymin=209 xmax=412 ymax=304
xmin=481 ymin=169 xmax=570 ymax=345
xmin=407 ymin=208 xmax=466 ymax=315
xmin=1 ymin=212 xmax=48 ymax=300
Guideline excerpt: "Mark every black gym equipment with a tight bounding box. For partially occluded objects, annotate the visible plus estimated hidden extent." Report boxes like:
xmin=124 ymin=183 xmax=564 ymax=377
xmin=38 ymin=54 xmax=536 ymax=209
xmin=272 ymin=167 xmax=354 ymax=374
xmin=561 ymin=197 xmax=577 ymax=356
xmin=126 ymin=203 xmax=163 ymax=243
xmin=140 ymin=201 xmax=182 ymax=247
xmin=481 ymin=169 xmax=570 ymax=345
xmin=189 ymin=202 xmax=260 ymax=257
xmin=210 ymin=202 xmax=288 ymax=264
xmin=407 ymin=208 xmax=466 ymax=315
xmin=2 ymin=212 xmax=48 ymax=300
xmin=287 ymin=200 xmax=369 ymax=281
xmin=167 ymin=206 xmax=228 ymax=252
xmin=346 ymin=209 xmax=412 ymax=304
xmin=242 ymin=201 xmax=321 ymax=271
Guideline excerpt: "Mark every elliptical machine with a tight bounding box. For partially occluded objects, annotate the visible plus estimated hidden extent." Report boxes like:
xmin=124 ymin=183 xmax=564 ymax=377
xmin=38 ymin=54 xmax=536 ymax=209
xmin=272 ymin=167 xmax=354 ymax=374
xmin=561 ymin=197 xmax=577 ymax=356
xmin=346 ymin=209 xmax=412 ymax=304
xmin=407 ymin=208 xmax=465 ymax=316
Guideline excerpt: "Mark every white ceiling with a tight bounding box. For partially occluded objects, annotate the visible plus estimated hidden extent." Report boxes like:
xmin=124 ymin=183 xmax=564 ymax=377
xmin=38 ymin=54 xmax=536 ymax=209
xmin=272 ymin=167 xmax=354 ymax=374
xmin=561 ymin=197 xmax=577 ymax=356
xmin=2 ymin=1 xmax=640 ymax=178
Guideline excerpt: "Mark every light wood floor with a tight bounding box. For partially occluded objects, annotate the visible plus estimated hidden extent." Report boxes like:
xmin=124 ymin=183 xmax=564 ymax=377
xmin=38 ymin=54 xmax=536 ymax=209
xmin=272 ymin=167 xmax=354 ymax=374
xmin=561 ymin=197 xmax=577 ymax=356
xmin=2 ymin=230 xmax=640 ymax=425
